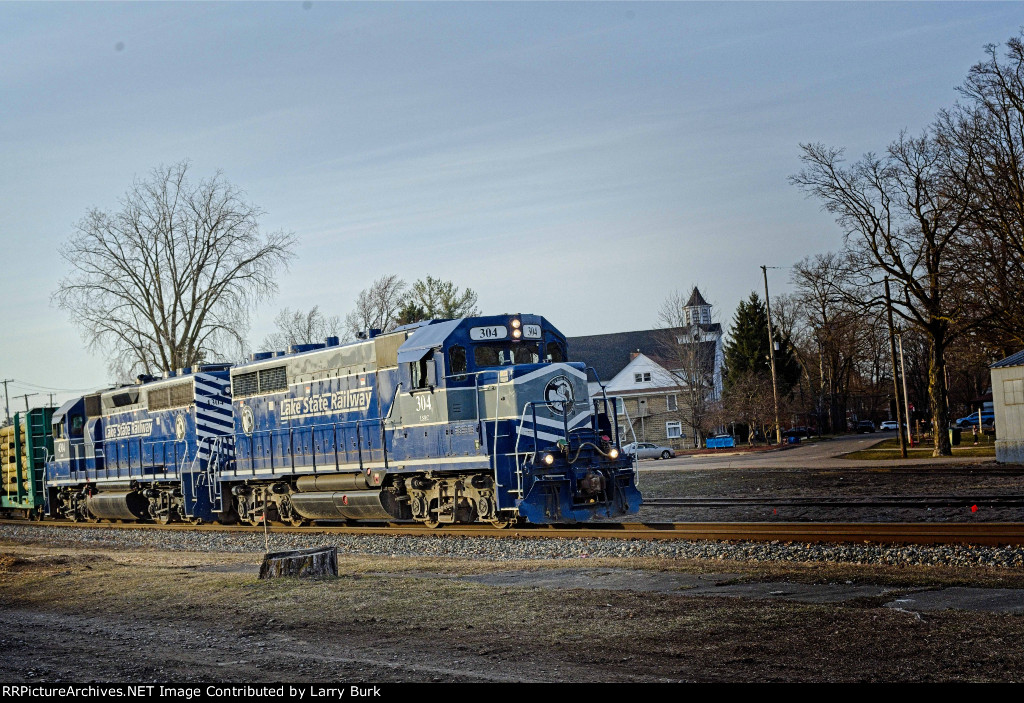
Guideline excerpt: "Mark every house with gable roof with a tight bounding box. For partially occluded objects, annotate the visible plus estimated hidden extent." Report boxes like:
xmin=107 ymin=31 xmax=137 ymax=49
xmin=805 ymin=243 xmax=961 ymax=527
xmin=567 ymin=288 xmax=725 ymax=448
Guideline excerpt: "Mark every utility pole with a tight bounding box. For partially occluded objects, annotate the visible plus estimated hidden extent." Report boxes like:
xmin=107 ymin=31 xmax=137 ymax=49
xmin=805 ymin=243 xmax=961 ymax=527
xmin=883 ymin=277 xmax=907 ymax=458
xmin=16 ymin=393 xmax=38 ymax=413
xmin=761 ymin=266 xmax=782 ymax=445
xmin=0 ymin=379 xmax=11 ymax=425
xmin=897 ymin=333 xmax=912 ymax=447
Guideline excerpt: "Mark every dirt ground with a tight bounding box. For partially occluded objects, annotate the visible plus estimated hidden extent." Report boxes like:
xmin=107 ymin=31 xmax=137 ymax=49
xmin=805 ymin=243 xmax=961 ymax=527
xmin=3 ymin=540 xmax=1024 ymax=683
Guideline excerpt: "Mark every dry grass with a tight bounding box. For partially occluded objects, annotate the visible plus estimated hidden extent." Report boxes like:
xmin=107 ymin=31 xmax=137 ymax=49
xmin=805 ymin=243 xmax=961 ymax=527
xmin=840 ymin=437 xmax=996 ymax=461
xmin=3 ymin=543 xmax=1024 ymax=681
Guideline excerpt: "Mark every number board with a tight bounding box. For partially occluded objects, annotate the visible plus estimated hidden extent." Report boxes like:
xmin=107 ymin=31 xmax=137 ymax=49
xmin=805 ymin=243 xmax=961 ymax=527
xmin=470 ymin=326 xmax=508 ymax=341
xmin=522 ymin=324 xmax=542 ymax=339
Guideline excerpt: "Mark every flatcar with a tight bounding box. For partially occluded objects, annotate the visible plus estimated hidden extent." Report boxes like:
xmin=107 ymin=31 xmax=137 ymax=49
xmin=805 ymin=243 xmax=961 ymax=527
xmin=0 ymin=408 xmax=53 ymax=520
xmin=36 ymin=313 xmax=641 ymax=527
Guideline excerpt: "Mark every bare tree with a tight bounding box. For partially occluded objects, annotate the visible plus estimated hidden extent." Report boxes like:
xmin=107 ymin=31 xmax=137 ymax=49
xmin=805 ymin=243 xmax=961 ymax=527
xmin=788 ymin=253 xmax=886 ymax=433
xmin=721 ymin=371 xmax=778 ymax=445
xmin=344 ymin=275 xmax=408 ymax=338
xmin=55 ymin=161 xmax=295 ymax=380
xmin=262 ymin=306 xmax=342 ymax=351
xmin=937 ymin=31 xmax=1024 ymax=355
xmin=792 ymin=131 xmax=976 ymax=456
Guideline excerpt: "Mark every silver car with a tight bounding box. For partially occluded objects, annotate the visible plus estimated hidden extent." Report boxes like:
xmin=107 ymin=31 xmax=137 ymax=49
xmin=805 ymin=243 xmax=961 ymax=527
xmin=622 ymin=441 xmax=676 ymax=460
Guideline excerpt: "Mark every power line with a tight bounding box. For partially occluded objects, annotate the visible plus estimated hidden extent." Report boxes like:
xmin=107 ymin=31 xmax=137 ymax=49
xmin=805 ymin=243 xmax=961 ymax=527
xmin=9 ymin=379 xmax=96 ymax=393
xmin=14 ymin=393 xmax=38 ymax=414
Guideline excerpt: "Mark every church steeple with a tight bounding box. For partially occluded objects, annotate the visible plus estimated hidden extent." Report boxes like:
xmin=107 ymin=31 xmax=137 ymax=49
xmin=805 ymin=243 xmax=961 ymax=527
xmin=683 ymin=287 xmax=711 ymax=326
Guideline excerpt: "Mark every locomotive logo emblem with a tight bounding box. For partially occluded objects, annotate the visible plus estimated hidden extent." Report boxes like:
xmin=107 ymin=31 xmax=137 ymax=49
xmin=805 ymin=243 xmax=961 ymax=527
xmin=174 ymin=413 xmax=186 ymax=441
xmin=241 ymin=405 xmax=255 ymax=435
xmin=544 ymin=375 xmax=575 ymax=415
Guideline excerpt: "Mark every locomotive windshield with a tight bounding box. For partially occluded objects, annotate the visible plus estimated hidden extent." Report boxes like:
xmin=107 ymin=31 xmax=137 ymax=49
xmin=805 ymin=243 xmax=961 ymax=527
xmin=466 ymin=340 xmax=566 ymax=368
xmin=473 ymin=343 xmax=540 ymax=367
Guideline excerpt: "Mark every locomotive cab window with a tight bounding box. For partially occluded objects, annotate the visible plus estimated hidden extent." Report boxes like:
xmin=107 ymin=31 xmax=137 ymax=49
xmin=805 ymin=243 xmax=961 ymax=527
xmin=474 ymin=343 xmax=539 ymax=367
xmin=448 ymin=345 xmax=468 ymax=381
xmin=410 ymin=350 xmax=435 ymax=389
xmin=70 ymin=415 xmax=84 ymax=438
xmin=545 ymin=342 xmax=565 ymax=363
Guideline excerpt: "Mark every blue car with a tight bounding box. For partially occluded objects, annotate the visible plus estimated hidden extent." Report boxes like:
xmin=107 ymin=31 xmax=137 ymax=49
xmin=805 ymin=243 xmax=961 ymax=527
xmin=955 ymin=412 xmax=994 ymax=428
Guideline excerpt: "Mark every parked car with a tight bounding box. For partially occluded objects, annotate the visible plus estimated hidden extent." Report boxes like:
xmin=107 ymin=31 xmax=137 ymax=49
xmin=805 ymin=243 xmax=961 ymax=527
xmin=879 ymin=420 xmax=899 ymax=431
xmin=622 ymin=442 xmax=676 ymax=460
xmin=784 ymin=426 xmax=810 ymax=438
xmin=955 ymin=412 xmax=995 ymax=429
xmin=855 ymin=420 xmax=876 ymax=433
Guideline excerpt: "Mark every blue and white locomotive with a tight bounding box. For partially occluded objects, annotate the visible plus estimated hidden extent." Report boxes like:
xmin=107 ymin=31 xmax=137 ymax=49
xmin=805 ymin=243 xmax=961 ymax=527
xmin=46 ymin=367 xmax=233 ymax=524
xmin=44 ymin=314 xmax=641 ymax=527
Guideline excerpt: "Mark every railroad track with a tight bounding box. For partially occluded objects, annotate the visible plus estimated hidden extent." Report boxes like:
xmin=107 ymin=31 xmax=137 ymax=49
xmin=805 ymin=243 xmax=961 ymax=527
xmin=3 ymin=518 xmax=1024 ymax=546
xmin=644 ymin=495 xmax=1024 ymax=509
xmin=668 ymin=466 xmax=1024 ymax=475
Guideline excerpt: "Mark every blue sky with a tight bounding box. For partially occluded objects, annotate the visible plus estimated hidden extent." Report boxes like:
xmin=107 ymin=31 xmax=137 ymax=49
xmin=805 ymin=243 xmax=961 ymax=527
xmin=0 ymin=2 xmax=1020 ymax=407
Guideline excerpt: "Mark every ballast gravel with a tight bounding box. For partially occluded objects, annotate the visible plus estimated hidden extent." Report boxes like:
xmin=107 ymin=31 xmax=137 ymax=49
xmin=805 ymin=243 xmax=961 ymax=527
xmin=2 ymin=523 xmax=1023 ymax=569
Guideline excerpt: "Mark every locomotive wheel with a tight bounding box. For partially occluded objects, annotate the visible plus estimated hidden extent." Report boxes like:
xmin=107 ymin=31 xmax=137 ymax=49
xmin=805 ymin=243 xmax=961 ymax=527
xmin=155 ymin=510 xmax=173 ymax=525
xmin=489 ymin=518 xmax=517 ymax=529
xmin=189 ymin=517 xmax=204 ymax=526
xmin=424 ymin=517 xmax=443 ymax=529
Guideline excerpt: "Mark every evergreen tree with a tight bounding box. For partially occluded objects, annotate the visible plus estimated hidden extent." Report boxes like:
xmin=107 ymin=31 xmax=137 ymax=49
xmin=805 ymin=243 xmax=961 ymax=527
xmin=724 ymin=292 xmax=801 ymax=395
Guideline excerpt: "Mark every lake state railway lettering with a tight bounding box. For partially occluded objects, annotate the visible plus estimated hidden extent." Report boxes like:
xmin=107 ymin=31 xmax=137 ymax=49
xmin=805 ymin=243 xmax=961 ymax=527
xmin=103 ymin=419 xmax=154 ymax=440
xmin=279 ymin=388 xmax=374 ymax=420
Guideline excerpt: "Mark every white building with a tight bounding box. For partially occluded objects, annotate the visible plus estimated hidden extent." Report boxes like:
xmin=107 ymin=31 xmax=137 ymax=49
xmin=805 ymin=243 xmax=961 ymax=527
xmin=567 ymin=288 xmax=725 ymax=447
xmin=992 ymin=350 xmax=1024 ymax=464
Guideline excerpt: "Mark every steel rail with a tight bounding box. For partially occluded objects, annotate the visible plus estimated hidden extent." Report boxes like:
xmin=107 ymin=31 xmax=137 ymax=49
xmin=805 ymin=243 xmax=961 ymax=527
xmin=3 ymin=518 xmax=1024 ymax=546
xmin=644 ymin=495 xmax=1024 ymax=509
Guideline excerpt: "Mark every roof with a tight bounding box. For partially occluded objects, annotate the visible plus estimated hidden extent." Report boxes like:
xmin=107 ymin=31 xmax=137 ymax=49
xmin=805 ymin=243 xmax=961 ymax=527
xmin=685 ymin=287 xmax=709 ymax=308
xmin=567 ymin=325 xmax=720 ymax=383
xmin=991 ymin=349 xmax=1024 ymax=368
xmin=396 ymin=319 xmax=463 ymax=360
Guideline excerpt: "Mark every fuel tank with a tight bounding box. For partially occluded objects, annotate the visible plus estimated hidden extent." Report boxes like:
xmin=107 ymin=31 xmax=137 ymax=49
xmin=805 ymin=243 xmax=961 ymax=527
xmin=289 ymin=490 xmax=410 ymax=521
xmin=85 ymin=491 xmax=149 ymax=521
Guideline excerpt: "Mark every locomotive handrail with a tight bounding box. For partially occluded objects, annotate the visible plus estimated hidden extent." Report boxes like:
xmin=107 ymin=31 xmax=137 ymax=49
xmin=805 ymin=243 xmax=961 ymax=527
xmin=512 ymin=401 xmax=545 ymax=497
xmin=237 ymin=415 xmax=387 ymax=476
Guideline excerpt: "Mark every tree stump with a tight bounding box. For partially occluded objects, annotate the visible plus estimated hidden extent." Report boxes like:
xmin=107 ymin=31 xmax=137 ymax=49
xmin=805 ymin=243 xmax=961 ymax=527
xmin=259 ymin=546 xmax=338 ymax=579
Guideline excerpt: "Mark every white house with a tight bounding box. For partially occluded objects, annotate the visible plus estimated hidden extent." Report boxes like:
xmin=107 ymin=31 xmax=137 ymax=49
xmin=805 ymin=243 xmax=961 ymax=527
xmin=567 ymin=288 xmax=725 ymax=447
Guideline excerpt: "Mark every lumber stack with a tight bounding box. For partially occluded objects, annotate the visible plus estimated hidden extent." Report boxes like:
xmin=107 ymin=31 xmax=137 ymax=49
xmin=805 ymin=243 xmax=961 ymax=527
xmin=0 ymin=422 xmax=28 ymax=494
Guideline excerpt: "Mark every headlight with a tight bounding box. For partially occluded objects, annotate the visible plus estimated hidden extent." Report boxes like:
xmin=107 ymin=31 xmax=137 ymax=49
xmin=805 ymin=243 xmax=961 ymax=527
xmin=511 ymin=319 xmax=521 ymax=329
xmin=512 ymin=328 xmax=522 ymax=339
xmin=608 ymin=448 xmax=619 ymax=459
xmin=543 ymin=453 xmax=554 ymax=465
